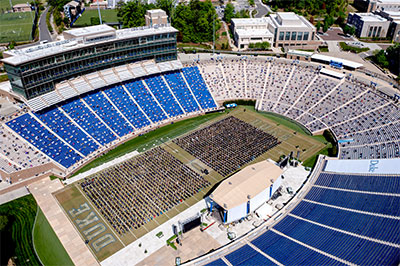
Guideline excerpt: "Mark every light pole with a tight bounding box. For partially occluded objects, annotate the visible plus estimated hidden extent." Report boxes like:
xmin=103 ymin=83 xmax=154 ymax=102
xmin=213 ymin=12 xmax=216 ymax=56
xmin=97 ymin=0 xmax=102 ymax=25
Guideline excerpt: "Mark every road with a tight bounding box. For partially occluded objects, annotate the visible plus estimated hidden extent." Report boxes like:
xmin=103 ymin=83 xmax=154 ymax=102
xmin=254 ymin=0 xmax=271 ymax=18
xmin=39 ymin=7 xmax=52 ymax=42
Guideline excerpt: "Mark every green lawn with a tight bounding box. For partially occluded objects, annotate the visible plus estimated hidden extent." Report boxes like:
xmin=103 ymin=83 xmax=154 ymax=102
xmin=33 ymin=208 xmax=73 ymax=266
xmin=73 ymin=9 xmax=118 ymax=27
xmin=257 ymin=111 xmax=312 ymax=136
xmin=0 ymin=0 xmax=28 ymax=11
xmin=72 ymin=111 xmax=224 ymax=176
xmin=0 ymin=195 xmax=40 ymax=266
xmin=0 ymin=12 xmax=33 ymax=43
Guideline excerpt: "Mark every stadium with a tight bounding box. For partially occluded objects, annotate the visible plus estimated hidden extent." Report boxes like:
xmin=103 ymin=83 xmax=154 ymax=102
xmin=0 ymin=17 xmax=399 ymax=266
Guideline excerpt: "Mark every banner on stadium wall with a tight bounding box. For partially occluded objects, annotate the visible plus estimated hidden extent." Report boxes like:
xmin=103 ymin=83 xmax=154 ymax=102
xmin=325 ymin=158 xmax=400 ymax=174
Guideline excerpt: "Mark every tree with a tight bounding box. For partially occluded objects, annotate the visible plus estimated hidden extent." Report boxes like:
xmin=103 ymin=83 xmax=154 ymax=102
xmin=117 ymin=0 xmax=155 ymax=28
xmin=323 ymin=23 xmax=329 ymax=32
xmin=316 ymin=21 xmax=321 ymax=32
xmin=373 ymin=50 xmax=389 ymax=68
xmin=0 ymin=215 xmax=8 ymax=231
xmin=156 ymin=0 xmax=176 ymax=18
xmin=172 ymin=0 xmax=220 ymax=43
xmin=343 ymin=24 xmax=355 ymax=36
xmin=223 ymin=3 xmax=235 ymax=23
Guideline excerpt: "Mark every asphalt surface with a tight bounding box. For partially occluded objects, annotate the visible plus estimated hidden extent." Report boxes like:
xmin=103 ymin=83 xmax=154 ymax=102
xmin=39 ymin=7 xmax=52 ymax=42
xmin=254 ymin=0 xmax=271 ymax=18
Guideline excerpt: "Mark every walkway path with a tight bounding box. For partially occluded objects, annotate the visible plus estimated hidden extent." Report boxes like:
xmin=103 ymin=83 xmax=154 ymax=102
xmin=29 ymin=178 xmax=99 ymax=266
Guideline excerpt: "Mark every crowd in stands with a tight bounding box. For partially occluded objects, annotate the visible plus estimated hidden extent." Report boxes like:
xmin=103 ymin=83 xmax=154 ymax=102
xmin=196 ymin=58 xmax=400 ymax=161
xmin=206 ymin=166 xmax=400 ymax=266
xmin=80 ymin=146 xmax=210 ymax=235
xmin=3 ymin=57 xmax=400 ymax=172
xmin=3 ymin=68 xmax=217 ymax=171
xmin=173 ymin=116 xmax=280 ymax=177
xmin=0 ymin=124 xmax=50 ymax=173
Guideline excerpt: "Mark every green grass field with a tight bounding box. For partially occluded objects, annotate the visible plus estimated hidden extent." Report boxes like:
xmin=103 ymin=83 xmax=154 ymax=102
xmin=0 ymin=195 xmax=73 ymax=266
xmin=0 ymin=11 xmax=33 ymax=43
xmin=73 ymin=9 xmax=118 ymax=27
xmin=33 ymin=208 xmax=74 ymax=266
xmin=0 ymin=195 xmax=40 ymax=266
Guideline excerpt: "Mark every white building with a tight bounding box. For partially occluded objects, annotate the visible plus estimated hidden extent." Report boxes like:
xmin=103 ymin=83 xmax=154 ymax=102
xmin=269 ymin=12 xmax=318 ymax=48
xmin=353 ymin=0 xmax=400 ymax=12
xmin=209 ymin=161 xmax=283 ymax=224
xmin=347 ymin=13 xmax=390 ymax=38
xmin=378 ymin=10 xmax=400 ymax=41
xmin=231 ymin=17 xmax=274 ymax=50
xmin=231 ymin=12 xmax=319 ymax=50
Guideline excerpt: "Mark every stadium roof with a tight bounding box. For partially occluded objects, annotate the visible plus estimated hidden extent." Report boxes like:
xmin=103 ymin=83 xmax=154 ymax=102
xmin=211 ymin=161 xmax=283 ymax=210
xmin=2 ymin=24 xmax=178 ymax=65
xmin=311 ymin=54 xmax=363 ymax=69
xmin=320 ymin=68 xmax=346 ymax=79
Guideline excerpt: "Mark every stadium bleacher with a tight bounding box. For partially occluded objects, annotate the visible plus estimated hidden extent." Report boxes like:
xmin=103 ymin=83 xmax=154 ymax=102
xmin=124 ymin=80 xmax=168 ymax=123
xmin=6 ymin=113 xmax=82 ymax=168
xmin=34 ymin=107 xmax=99 ymax=156
xmin=206 ymin=162 xmax=400 ymax=266
xmin=143 ymin=75 xmax=185 ymax=118
xmin=164 ymin=71 xmax=200 ymax=113
xmin=61 ymin=99 xmax=117 ymax=146
xmin=103 ymin=85 xmax=151 ymax=130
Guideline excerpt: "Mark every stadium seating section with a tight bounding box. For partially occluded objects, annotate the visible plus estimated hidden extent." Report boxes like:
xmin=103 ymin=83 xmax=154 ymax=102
xmin=206 ymin=168 xmax=400 ymax=266
xmin=4 ymin=67 xmax=217 ymax=170
xmin=196 ymin=58 xmax=400 ymax=161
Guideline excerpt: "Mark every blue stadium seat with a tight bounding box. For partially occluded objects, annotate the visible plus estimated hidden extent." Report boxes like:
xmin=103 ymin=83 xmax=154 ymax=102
xmin=291 ymin=201 xmax=400 ymax=244
xmin=61 ymin=99 xmax=116 ymax=145
xmin=251 ymin=230 xmax=344 ymax=265
xmin=316 ymin=173 xmax=400 ymax=194
xmin=103 ymin=85 xmax=151 ymax=129
xmin=274 ymin=215 xmax=400 ymax=265
xmin=124 ymin=80 xmax=168 ymax=123
xmin=6 ymin=113 xmax=82 ymax=168
xmin=225 ymin=244 xmax=276 ymax=266
xmin=144 ymin=76 xmax=184 ymax=117
xmin=35 ymin=107 xmax=99 ymax=156
xmin=305 ymin=187 xmax=400 ymax=216
xmin=181 ymin=67 xmax=217 ymax=110
xmin=164 ymin=71 xmax=200 ymax=113
xmin=82 ymin=91 xmax=134 ymax=137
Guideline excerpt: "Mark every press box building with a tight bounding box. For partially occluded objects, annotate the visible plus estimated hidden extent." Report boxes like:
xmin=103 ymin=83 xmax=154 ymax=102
xmin=2 ymin=24 xmax=178 ymax=100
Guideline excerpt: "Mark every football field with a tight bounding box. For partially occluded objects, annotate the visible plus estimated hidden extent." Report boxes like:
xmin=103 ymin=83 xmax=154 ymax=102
xmin=54 ymin=106 xmax=325 ymax=261
xmin=0 ymin=11 xmax=33 ymax=43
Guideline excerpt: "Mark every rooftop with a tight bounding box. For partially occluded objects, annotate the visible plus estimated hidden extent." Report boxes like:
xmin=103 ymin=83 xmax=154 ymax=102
xmin=270 ymin=12 xmax=315 ymax=29
xmin=63 ymin=24 xmax=115 ymax=38
xmin=231 ymin=17 xmax=270 ymax=26
xmin=277 ymin=12 xmax=298 ymax=21
xmin=210 ymin=161 xmax=283 ymax=210
xmin=235 ymin=28 xmax=274 ymax=37
xmin=2 ymin=24 xmax=178 ymax=66
xmin=354 ymin=13 xmax=388 ymax=22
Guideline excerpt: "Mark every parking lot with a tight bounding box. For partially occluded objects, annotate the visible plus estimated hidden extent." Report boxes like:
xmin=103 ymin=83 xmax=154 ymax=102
xmin=318 ymin=27 xmax=354 ymax=41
